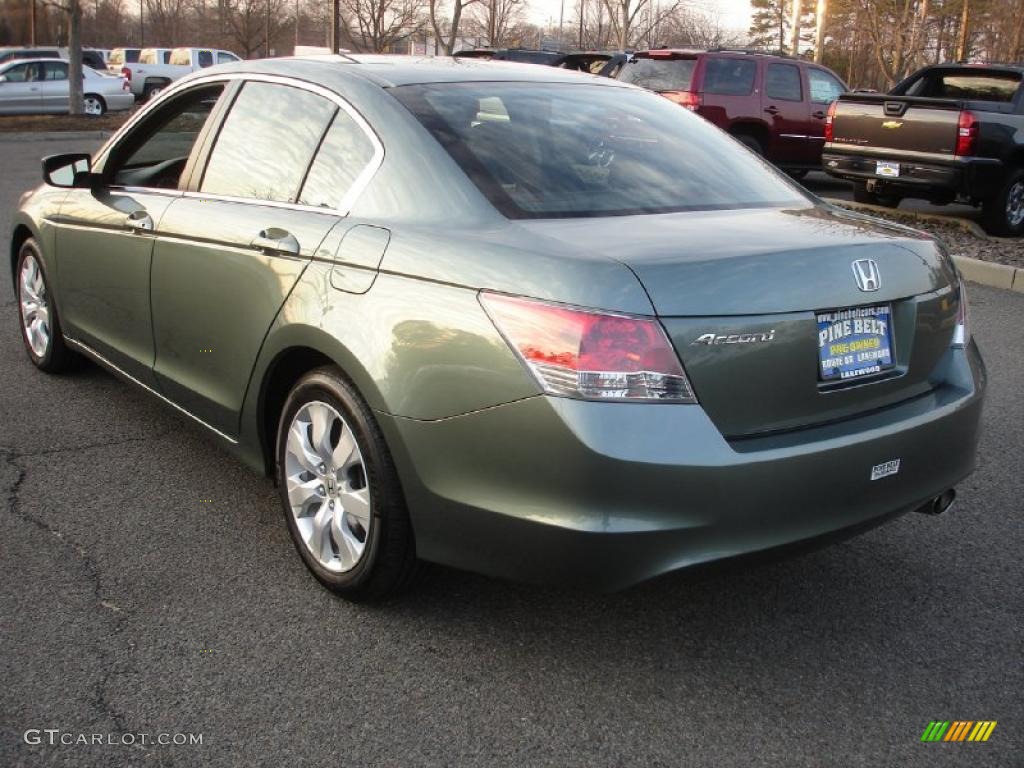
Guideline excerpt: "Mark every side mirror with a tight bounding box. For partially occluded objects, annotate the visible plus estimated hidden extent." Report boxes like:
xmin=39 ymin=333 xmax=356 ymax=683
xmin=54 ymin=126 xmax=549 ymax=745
xmin=42 ymin=153 xmax=96 ymax=189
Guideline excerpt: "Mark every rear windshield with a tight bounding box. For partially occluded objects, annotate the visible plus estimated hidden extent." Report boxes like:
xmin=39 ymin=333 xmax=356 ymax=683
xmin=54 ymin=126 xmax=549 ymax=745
xmin=394 ymin=82 xmax=805 ymax=219
xmin=903 ymin=71 xmax=1021 ymax=101
xmin=617 ymin=57 xmax=696 ymax=92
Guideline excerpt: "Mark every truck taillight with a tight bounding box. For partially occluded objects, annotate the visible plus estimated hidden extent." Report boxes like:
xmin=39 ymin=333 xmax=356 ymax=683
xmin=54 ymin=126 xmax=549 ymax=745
xmin=480 ymin=293 xmax=697 ymax=403
xmin=824 ymin=100 xmax=837 ymax=143
xmin=660 ymin=90 xmax=702 ymax=111
xmin=121 ymin=66 xmax=131 ymax=80
xmin=956 ymin=111 xmax=978 ymax=157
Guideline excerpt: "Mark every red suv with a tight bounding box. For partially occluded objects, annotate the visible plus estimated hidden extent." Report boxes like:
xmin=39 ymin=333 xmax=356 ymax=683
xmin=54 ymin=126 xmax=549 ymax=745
xmin=617 ymin=49 xmax=848 ymax=175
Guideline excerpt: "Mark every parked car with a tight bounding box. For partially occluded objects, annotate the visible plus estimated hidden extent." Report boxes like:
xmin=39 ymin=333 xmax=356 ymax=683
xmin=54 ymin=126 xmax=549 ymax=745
xmin=617 ymin=48 xmax=848 ymax=176
xmin=0 ymin=46 xmax=107 ymax=70
xmin=823 ymin=62 xmax=1024 ymax=235
xmin=11 ymin=57 xmax=984 ymax=600
xmin=0 ymin=58 xmax=132 ymax=115
xmin=119 ymin=46 xmax=241 ymax=101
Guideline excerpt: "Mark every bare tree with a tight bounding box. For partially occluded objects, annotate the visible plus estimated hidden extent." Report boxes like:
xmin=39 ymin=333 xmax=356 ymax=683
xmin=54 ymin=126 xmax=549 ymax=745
xmin=463 ymin=0 xmax=527 ymax=46
xmin=42 ymin=0 xmax=83 ymax=113
xmin=340 ymin=0 xmax=427 ymax=52
xmin=145 ymin=0 xmax=191 ymax=46
xmin=223 ymin=0 xmax=292 ymax=56
xmin=858 ymin=0 xmax=931 ymax=87
xmin=429 ymin=0 xmax=478 ymax=54
xmin=601 ymin=0 xmax=682 ymax=50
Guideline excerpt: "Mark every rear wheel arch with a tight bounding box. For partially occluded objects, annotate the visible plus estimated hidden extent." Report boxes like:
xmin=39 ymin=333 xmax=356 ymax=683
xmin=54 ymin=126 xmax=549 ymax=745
xmin=729 ymin=122 xmax=770 ymax=156
xmin=256 ymin=341 xmax=386 ymax=479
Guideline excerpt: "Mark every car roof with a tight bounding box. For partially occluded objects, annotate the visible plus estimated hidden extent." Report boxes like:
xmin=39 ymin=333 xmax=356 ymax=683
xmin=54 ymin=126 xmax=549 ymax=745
xmin=207 ymin=54 xmax=621 ymax=89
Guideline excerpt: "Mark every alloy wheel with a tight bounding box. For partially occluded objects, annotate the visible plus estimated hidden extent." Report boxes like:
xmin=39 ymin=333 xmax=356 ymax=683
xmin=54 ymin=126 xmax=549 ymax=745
xmin=1006 ymin=181 xmax=1024 ymax=228
xmin=19 ymin=253 xmax=50 ymax=358
xmin=83 ymin=97 xmax=104 ymax=116
xmin=284 ymin=401 xmax=371 ymax=573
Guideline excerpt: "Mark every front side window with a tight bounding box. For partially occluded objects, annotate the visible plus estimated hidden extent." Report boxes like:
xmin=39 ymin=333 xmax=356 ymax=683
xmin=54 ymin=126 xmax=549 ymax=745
xmin=703 ymin=58 xmax=757 ymax=96
xmin=765 ymin=63 xmax=802 ymax=101
xmin=808 ymin=68 xmax=845 ymax=104
xmin=169 ymin=49 xmax=190 ymax=66
xmin=201 ymin=82 xmax=335 ymax=203
xmin=217 ymin=52 xmax=237 ymax=65
xmin=617 ymin=57 xmax=696 ymax=92
xmin=125 ymin=49 xmax=140 ymax=63
xmin=298 ymin=109 xmax=376 ymax=209
xmin=140 ymin=49 xmax=158 ymax=64
xmin=3 ymin=63 xmax=38 ymax=82
xmin=395 ymin=82 xmax=806 ymax=219
xmin=107 ymin=84 xmax=225 ymax=189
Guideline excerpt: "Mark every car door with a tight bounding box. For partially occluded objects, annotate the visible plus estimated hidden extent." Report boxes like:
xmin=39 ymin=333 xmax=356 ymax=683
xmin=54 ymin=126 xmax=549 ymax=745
xmin=55 ymin=82 xmax=230 ymax=385
xmin=762 ymin=62 xmax=810 ymax=165
xmin=37 ymin=60 xmax=69 ymax=113
xmin=0 ymin=62 xmax=42 ymax=114
xmin=150 ymin=79 xmax=378 ymax=437
xmin=806 ymin=67 xmax=848 ymax=161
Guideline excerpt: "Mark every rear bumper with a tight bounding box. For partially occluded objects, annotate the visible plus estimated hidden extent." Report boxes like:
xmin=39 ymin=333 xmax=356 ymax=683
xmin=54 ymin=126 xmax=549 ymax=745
xmin=380 ymin=342 xmax=985 ymax=591
xmin=822 ymin=151 xmax=1003 ymax=200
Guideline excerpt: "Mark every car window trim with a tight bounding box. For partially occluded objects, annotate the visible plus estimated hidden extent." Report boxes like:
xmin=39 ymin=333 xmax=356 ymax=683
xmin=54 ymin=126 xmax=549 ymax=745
xmin=190 ymin=73 xmax=384 ymax=216
xmin=92 ymin=72 xmax=384 ymax=218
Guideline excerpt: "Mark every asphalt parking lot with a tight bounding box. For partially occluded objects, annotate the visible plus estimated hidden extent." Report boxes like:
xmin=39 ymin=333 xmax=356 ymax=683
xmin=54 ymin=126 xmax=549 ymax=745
xmin=1 ymin=137 xmax=1021 ymax=768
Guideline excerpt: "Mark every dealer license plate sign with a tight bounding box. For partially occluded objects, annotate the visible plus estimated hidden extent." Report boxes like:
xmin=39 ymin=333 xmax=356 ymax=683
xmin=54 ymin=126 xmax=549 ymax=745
xmin=817 ymin=305 xmax=894 ymax=381
xmin=876 ymin=160 xmax=900 ymax=177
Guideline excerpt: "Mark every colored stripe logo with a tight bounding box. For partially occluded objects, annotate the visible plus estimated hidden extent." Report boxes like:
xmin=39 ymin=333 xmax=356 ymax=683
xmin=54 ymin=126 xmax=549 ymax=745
xmin=921 ymin=721 xmax=997 ymax=742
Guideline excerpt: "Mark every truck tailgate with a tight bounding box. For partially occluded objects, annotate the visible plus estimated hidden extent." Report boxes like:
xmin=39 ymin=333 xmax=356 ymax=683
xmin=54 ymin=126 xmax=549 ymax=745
xmin=831 ymin=96 xmax=961 ymax=156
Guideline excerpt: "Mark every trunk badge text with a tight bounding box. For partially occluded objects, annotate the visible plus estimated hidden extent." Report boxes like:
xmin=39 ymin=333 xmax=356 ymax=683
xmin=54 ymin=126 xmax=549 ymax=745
xmin=692 ymin=330 xmax=776 ymax=346
xmin=871 ymin=459 xmax=901 ymax=481
xmin=852 ymin=258 xmax=881 ymax=292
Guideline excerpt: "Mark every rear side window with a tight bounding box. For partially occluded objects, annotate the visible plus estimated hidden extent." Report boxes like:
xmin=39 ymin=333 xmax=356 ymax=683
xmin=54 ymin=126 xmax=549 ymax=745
xmin=702 ymin=58 xmax=757 ymax=96
xmin=765 ymin=63 xmax=802 ymax=101
xmin=198 ymin=51 xmax=214 ymax=68
xmin=201 ymin=82 xmax=335 ymax=203
xmin=43 ymin=62 xmax=68 ymax=80
xmin=808 ymin=68 xmax=845 ymax=104
xmin=618 ymin=57 xmax=696 ymax=92
xmin=2 ymin=63 xmax=38 ymax=82
xmin=125 ymin=49 xmax=140 ymax=63
xmin=140 ymin=50 xmax=157 ymax=64
xmin=298 ymin=110 xmax=376 ymax=209
xmin=170 ymin=50 xmax=190 ymax=65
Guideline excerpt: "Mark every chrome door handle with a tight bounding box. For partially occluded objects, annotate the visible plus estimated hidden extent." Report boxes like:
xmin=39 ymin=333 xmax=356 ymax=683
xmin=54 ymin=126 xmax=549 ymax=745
xmin=126 ymin=210 xmax=154 ymax=232
xmin=251 ymin=228 xmax=300 ymax=257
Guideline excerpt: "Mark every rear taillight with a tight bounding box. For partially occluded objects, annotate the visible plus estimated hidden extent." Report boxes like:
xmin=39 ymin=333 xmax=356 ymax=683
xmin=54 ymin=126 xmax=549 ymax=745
xmin=121 ymin=66 xmax=131 ymax=80
xmin=956 ymin=111 xmax=978 ymax=157
xmin=824 ymin=100 xmax=837 ymax=143
xmin=480 ymin=293 xmax=697 ymax=403
xmin=953 ymin=278 xmax=970 ymax=347
xmin=661 ymin=90 xmax=702 ymax=111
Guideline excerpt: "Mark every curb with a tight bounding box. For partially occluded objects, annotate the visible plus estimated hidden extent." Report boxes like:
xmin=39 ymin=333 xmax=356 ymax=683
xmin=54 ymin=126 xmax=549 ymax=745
xmin=824 ymin=197 xmax=1024 ymax=293
xmin=952 ymin=255 xmax=1024 ymax=293
xmin=0 ymin=130 xmax=112 ymax=142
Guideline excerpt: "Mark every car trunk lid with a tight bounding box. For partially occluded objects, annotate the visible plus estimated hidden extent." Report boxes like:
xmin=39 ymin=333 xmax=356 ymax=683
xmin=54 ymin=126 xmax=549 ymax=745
xmin=517 ymin=206 xmax=960 ymax=437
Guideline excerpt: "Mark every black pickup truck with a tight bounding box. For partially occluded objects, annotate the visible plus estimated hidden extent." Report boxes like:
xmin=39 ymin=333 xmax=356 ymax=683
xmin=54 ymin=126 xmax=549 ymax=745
xmin=822 ymin=63 xmax=1024 ymax=235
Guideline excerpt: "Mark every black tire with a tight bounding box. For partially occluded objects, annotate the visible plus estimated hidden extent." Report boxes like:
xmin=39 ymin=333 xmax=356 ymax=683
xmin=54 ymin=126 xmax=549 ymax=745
xmin=143 ymin=83 xmax=165 ymax=102
xmin=276 ymin=367 xmax=418 ymax=601
xmin=15 ymin=238 xmax=79 ymax=373
xmin=981 ymin=168 xmax=1024 ymax=236
xmin=734 ymin=132 xmax=765 ymax=156
xmin=82 ymin=93 xmax=106 ymax=116
xmin=852 ymin=181 xmax=901 ymax=208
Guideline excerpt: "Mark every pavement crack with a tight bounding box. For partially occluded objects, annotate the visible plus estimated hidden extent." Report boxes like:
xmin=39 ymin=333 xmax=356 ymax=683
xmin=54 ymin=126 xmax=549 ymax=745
xmin=2 ymin=448 xmax=134 ymax=738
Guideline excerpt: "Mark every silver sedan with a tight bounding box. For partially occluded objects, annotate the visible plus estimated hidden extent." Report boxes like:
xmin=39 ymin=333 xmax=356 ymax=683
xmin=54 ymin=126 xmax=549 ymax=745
xmin=0 ymin=58 xmax=133 ymax=115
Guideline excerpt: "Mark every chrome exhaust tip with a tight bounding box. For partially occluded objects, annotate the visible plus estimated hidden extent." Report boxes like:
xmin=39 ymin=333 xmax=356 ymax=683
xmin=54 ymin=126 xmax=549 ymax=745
xmin=916 ymin=489 xmax=956 ymax=515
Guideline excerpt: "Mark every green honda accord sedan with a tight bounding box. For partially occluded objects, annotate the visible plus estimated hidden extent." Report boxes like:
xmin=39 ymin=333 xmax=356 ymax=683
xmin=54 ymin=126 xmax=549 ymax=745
xmin=10 ymin=55 xmax=985 ymax=600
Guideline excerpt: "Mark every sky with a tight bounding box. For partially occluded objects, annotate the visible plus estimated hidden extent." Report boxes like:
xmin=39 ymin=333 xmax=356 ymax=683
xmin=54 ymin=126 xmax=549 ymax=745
xmin=528 ymin=0 xmax=753 ymax=33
